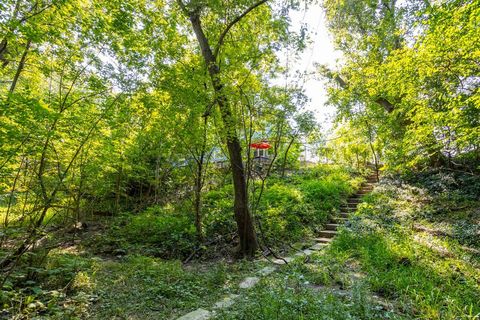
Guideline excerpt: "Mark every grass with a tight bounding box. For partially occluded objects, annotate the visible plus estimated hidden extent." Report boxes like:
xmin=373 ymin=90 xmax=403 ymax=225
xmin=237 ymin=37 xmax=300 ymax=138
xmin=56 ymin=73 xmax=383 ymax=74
xmin=2 ymin=249 xmax=262 ymax=319
xmin=10 ymin=167 xmax=477 ymax=319
xmin=1 ymin=165 xmax=364 ymax=319
xmin=211 ymin=170 xmax=480 ymax=320
xmin=214 ymin=253 xmax=404 ymax=319
xmin=325 ymin=171 xmax=480 ymax=319
xmin=83 ymin=256 xmax=254 ymax=319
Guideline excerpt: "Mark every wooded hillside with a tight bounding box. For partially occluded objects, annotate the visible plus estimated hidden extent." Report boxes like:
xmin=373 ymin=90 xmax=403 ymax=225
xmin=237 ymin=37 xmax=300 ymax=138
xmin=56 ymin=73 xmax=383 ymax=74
xmin=0 ymin=0 xmax=478 ymax=319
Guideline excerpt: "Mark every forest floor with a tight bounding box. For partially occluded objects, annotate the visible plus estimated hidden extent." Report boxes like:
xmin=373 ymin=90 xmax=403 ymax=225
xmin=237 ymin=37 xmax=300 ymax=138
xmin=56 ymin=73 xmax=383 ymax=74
xmin=2 ymin=169 xmax=479 ymax=319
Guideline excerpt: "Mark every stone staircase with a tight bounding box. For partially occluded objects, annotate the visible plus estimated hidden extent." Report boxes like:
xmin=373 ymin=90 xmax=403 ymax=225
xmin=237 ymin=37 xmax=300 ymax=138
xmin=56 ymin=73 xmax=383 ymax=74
xmin=176 ymin=171 xmax=379 ymax=320
xmin=314 ymin=172 xmax=378 ymax=245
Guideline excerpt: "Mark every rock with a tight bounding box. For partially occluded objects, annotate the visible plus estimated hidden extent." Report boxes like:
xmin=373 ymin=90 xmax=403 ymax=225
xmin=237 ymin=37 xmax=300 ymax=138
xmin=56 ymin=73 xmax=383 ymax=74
xmin=302 ymin=249 xmax=314 ymax=255
xmin=258 ymin=266 xmax=276 ymax=276
xmin=177 ymin=308 xmax=212 ymax=320
xmin=212 ymin=294 xmax=239 ymax=309
xmin=311 ymin=243 xmax=327 ymax=250
xmin=239 ymin=277 xmax=260 ymax=289
xmin=273 ymin=257 xmax=293 ymax=265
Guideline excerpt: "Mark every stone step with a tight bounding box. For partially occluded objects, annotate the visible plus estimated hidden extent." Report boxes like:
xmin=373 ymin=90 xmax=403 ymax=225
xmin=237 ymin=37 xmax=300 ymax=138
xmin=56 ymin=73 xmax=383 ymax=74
xmin=347 ymin=199 xmax=362 ymax=204
xmin=341 ymin=205 xmax=357 ymax=210
xmin=360 ymin=189 xmax=373 ymax=193
xmin=319 ymin=230 xmax=337 ymax=238
xmin=361 ymin=187 xmax=374 ymax=191
xmin=356 ymin=191 xmax=370 ymax=195
xmin=315 ymin=237 xmax=332 ymax=243
xmin=343 ymin=198 xmax=363 ymax=207
xmin=177 ymin=308 xmax=211 ymax=320
xmin=295 ymin=248 xmax=314 ymax=257
xmin=259 ymin=266 xmax=276 ymax=276
xmin=239 ymin=277 xmax=260 ymax=289
xmin=311 ymin=243 xmax=328 ymax=250
xmin=273 ymin=257 xmax=293 ymax=265
xmin=326 ymin=223 xmax=339 ymax=230
xmin=339 ymin=212 xmax=350 ymax=218
xmin=346 ymin=203 xmax=361 ymax=207
xmin=332 ymin=217 xmax=347 ymax=223
xmin=213 ymin=294 xmax=239 ymax=310
xmin=344 ymin=202 xmax=358 ymax=206
xmin=350 ymin=193 xmax=365 ymax=198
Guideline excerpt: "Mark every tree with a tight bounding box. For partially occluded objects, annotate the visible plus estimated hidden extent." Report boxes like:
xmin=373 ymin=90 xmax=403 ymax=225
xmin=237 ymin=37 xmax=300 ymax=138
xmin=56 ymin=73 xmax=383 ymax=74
xmin=321 ymin=0 xmax=480 ymax=171
xmin=175 ymin=0 xmax=277 ymax=256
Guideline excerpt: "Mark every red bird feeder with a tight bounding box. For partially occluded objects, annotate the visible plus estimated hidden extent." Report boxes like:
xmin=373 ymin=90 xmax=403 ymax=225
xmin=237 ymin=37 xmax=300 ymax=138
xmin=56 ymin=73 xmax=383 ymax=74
xmin=250 ymin=141 xmax=271 ymax=149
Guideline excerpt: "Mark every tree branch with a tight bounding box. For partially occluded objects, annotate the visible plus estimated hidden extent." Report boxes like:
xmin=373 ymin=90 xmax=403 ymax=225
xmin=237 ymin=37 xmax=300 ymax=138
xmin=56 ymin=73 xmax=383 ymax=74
xmin=320 ymin=65 xmax=395 ymax=113
xmin=213 ymin=0 xmax=269 ymax=58
xmin=176 ymin=0 xmax=188 ymax=15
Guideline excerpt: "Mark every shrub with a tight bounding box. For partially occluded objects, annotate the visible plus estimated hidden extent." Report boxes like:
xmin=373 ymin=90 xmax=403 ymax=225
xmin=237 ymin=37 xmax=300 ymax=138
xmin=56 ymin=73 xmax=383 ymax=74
xmin=203 ymin=184 xmax=235 ymax=237
xmin=98 ymin=206 xmax=196 ymax=258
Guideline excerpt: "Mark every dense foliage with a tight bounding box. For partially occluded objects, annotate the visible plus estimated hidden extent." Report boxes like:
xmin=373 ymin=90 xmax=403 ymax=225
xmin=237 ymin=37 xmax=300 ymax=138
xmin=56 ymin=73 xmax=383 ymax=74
xmin=1 ymin=167 xmax=361 ymax=318
xmin=320 ymin=0 xmax=480 ymax=171
xmin=1 ymin=0 xmax=479 ymax=318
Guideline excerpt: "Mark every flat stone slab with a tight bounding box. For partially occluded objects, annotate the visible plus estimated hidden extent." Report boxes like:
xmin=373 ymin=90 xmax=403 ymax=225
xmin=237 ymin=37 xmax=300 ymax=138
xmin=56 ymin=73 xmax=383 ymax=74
xmin=302 ymin=249 xmax=314 ymax=255
xmin=213 ymin=294 xmax=239 ymax=309
xmin=272 ymin=256 xmax=293 ymax=265
xmin=311 ymin=243 xmax=327 ymax=250
xmin=315 ymin=237 xmax=332 ymax=243
xmin=177 ymin=308 xmax=212 ymax=320
xmin=258 ymin=266 xmax=276 ymax=276
xmin=239 ymin=276 xmax=260 ymax=289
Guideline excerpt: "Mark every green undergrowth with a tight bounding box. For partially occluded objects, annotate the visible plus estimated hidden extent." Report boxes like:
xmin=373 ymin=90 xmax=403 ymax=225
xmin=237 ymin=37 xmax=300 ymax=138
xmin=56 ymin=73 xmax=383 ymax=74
xmin=213 ymin=169 xmax=480 ymax=320
xmin=88 ymin=165 xmax=363 ymax=259
xmin=214 ymin=252 xmax=404 ymax=319
xmin=1 ymin=250 xmax=261 ymax=319
xmin=1 ymin=165 xmax=364 ymax=319
xmin=325 ymin=170 xmax=480 ymax=319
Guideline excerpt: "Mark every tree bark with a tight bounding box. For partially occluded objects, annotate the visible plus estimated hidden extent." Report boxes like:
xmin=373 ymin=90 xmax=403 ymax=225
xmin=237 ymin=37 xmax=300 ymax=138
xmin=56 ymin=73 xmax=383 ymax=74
xmin=0 ymin=39 xmax=8 ymax=68
xmin=194 ymin=158 xmax=204 ymax=241
xmin=187 ymin=12 xmax=258 ymax=256
xmin=9 ymin=39 xmax=31 ymax=95
xmin=281 ymin=135 xmax=295 ymax=178
xmin=192 ymin=116 xmax=209 ymax=242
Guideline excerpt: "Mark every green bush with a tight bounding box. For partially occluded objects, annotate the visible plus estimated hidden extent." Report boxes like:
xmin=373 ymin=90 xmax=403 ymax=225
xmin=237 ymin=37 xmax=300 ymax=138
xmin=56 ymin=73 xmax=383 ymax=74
xmin=203 ymin=184 xmax=236 ymax=237
xmin=254 ymin=165 xmax=360 ymax=241
xmin=258 ymin=184 xmax=308 ymax=239
xmin=99 ymin=206 xmax=196 ymax=258
xmin=94 ymin=166 xmax=361 ymax=256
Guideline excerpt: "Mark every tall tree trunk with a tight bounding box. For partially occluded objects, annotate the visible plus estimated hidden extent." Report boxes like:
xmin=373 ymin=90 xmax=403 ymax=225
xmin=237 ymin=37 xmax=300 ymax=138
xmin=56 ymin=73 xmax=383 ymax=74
xmin=281 ymin=135 xmax=295 ymax=178
xmin=193 ymin=116 xmax=209 ymax=242
xmin=188 ymin=13 xmax=258 ymax=256
xmin=194 ymin=160 xmax=204 ymax=241
xmin=0 ymin=39 xmax=8 ymax=68
xmin=9 ymin=39 xmax=31 ymax=94
xmin=365 ymin=120 xmax=379 ymax=181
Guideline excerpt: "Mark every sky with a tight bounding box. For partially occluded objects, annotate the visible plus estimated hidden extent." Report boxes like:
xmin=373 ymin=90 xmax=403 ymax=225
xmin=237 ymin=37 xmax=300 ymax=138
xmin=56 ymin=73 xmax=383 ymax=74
xmin=287 ymin=3 xmax=343 ymax=132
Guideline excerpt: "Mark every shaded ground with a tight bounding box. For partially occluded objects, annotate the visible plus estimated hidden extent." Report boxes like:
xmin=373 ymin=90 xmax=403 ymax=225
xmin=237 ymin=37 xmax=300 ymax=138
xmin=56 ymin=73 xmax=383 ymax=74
xmin=210 ymin=171 xmax=480 ymax=319
xmin=2 ymin=169 xmax=479 ymax=319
